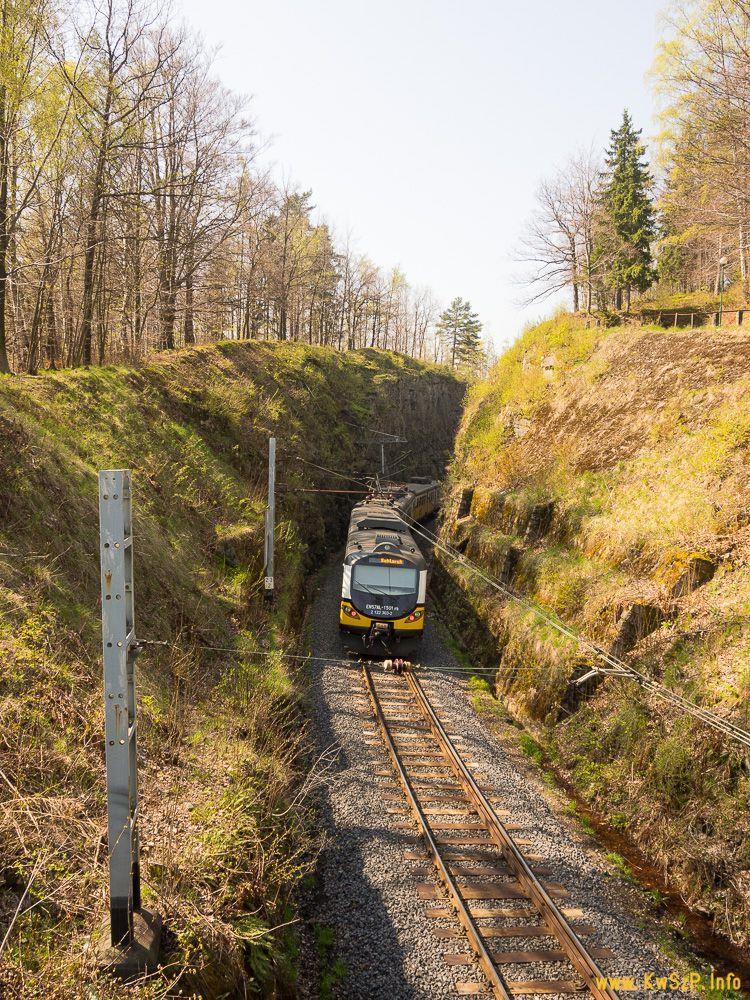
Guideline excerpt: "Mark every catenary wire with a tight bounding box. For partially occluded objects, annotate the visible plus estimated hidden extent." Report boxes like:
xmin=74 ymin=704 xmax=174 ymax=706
xmin=287 ymin=455 xmax=372 ymax=489
xmin=399 ymin=511 xmax=750 ymax=751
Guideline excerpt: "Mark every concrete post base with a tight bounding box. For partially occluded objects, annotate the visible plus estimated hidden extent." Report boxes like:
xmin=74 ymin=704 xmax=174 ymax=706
xmin=95 ymin=909 xmax=162 ymax=981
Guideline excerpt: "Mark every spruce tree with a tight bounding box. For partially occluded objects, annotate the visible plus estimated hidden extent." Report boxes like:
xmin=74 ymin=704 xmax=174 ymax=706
xmin=597 ymin=110 xmax=655 ymax=310
xmin=437 ymin=297 xmax=484 ymax=371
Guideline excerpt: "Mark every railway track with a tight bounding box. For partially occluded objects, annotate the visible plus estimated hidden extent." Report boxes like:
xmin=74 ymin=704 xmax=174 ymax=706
xmin=360 ymin=664 xmax=619 ymax=999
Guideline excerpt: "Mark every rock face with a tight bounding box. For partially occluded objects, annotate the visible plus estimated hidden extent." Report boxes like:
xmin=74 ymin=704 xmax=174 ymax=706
xmin=456 ymin=487 xmax=474 ymax=519
xmin=525 ymin=501 xmax=555 ymax=543
xmin=374 ymin=362 xmax=466 ymax=478
xmin=541 ymin=354 xmax=557 ymax=380
xmin=437 ymin=314 xmax=750 ymax=948
xmin=610 ymin=602 xmax=664 ymax=659
xmin=663 ymin=553 xmax=717 ymax=598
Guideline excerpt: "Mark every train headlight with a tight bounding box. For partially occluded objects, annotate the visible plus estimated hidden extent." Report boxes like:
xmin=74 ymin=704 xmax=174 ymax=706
xmin=407 ymin=610 xmax=423 ymax=622
xmin=343 ymin=604 xmax=360 ymax=619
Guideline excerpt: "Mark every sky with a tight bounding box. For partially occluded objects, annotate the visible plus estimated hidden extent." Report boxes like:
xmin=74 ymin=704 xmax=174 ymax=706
xmin=177 ymin=0 xmax=663 ymax=350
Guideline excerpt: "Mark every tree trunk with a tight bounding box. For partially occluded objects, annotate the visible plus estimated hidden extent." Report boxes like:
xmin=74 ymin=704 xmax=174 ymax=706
xmin=569 ymin=237 xmax=579 ymax=312
xmin=184 ymin=269 xmax=195 ymax=344
xmin=96 ymin=244 xmax=108 ymax=364
xmin=64 ymin=267 xmax=74 ymax=366
xmin=27 ymin=281 xmax=47 ymax=374
xmin=80 ymin=88 xmax=112 ymax=366
xmin=740 ymin=224 xmax=748 ymax=298
xmin=713 ymin=238 xmax=723 ymax=296
xmin=132 ymin=149 xmax=143 ymax=355
xmin=80 ymin=182 xmax=105 ymax=364
xmin=0 ymin=180 xmax=9 ymax=374
xmin=0 ymin=75 xmax=10 ymax=374
xmin=159 ymin=283 xmax=176 ymax=349
xmin=45 ymin=290 xmax=58 ymax=368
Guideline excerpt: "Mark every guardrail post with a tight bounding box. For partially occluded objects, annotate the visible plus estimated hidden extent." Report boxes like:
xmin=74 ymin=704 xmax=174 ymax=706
xmin=264 ymin=438 xmax=276 ymax=601
xmin=99 ymin=470 xmax=140 ymax=947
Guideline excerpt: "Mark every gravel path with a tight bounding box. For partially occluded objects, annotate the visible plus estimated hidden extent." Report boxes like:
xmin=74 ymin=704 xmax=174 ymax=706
xmin=298 ymin=562 xmax=675 ymax=999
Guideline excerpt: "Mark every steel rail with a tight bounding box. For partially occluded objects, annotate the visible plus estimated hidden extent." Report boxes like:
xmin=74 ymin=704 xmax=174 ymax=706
xmin=361 ymin=665 xmax=512 ymax=1000
xmin=406 ymin=670 xmax=619 ymax=1000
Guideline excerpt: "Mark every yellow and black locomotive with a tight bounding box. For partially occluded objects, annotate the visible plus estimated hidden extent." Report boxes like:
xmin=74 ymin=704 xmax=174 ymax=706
xmin=339 ymin=478 xmax=439 ymax=658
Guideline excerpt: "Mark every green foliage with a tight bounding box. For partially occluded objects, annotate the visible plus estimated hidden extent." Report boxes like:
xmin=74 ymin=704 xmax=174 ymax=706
xmin=572 ymin=758 xmax=609 ymax=799
xmin=609 ymin=812 xmax=629 ymax=831
xmin=518 ymin=732 xmax=544 ymax=763
xmin=437 ymin=296 xmax=485 ymax=373
xmin=563 ymin=799 xmax=597 ymax=836
xmin=595 ymin=110 xmax=656 ymax=302
xmin=314 ymin=924 xmax=347 ymax=1000
xmin=651 ymin=723 xmax=698 ymax=807
xmin=605 ymin=851 xmax=634 ymax=881
xmin=468 ymin=675 xmax=492 ymax=694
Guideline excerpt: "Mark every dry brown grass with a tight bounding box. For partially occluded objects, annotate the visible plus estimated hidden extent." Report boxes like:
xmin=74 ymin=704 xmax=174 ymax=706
xmin=442 ymin=313 xmax=750 ymax=947
xmin=0 ymin=341 xmax=464 ymax=995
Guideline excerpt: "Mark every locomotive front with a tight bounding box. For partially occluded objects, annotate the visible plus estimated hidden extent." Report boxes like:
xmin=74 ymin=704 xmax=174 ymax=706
xmin=339 ymin=499 xmax=427 ymax=659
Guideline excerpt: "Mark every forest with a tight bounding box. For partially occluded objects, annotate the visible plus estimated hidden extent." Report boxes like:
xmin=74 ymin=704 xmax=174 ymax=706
xmin=0 ymin=0 xmax=458 ymax=375
xmin=518 ymin=0 xmax=750 ymax=316
xmin=3 ymin=0 xmax=746 ymax=377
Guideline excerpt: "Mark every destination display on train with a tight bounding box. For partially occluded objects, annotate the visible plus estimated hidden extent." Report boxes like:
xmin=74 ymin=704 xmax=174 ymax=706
xmin=358 ymin=554 xmax=407 ymax=566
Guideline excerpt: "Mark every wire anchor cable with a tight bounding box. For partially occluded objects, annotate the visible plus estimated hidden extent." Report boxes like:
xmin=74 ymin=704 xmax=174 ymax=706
xmin=400 ymin=511 xmax=750 ymax=751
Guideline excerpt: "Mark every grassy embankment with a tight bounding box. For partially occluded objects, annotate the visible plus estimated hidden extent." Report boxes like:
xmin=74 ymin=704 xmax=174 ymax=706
xmin=0 ymin=341 xmax=463 ymax=997
xmin=633 ymin=278 xmax=747 ymax=316
xmin=439 ymin=311 xmax=750 ymax=949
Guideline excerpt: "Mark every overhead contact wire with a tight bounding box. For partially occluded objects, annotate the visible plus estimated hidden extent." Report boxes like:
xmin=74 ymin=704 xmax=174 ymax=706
xmin=400 ymin=512 xmax=750 ymax=751
xmin=288 ymin=455 xmax=371 ymax=489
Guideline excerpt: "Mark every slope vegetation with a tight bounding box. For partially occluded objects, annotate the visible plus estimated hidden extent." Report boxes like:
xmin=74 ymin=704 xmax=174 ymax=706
xmin=440 ymin=313 xmax=750 ymax=947
xmin=0 ymin=341 xmax=464 ymax=997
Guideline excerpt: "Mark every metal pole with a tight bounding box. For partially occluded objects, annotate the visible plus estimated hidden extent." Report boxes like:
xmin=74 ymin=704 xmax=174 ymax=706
xmin=381 ymin=442 xmax=387 ymax=479
xmin=99 ymin=470 xmax=141 ymax=947
xmin=264 ymin=438 xmax=276 ymax=601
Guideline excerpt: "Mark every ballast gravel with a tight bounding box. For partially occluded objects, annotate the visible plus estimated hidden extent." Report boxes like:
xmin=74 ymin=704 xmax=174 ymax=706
xmin=297 ymin=564 xmax=675 ymax=999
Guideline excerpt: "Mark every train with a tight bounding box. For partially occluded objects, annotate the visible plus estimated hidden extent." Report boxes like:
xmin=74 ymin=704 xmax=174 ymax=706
xmin=339 ymin=478 xmax=440 ymax=659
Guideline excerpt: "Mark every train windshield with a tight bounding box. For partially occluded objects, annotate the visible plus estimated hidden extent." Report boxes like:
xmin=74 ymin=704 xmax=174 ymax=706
xmin=352 ymin=564 xmax=417 ymax=596
xmin=350 ymin=563 xmax=418 ymax=619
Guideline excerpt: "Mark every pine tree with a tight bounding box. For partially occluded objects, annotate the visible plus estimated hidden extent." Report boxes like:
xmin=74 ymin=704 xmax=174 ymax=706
xmin=597 ymin=110 xmax=655 ymax=310
xmin=437 ymin=297 xmax=484 ymax=371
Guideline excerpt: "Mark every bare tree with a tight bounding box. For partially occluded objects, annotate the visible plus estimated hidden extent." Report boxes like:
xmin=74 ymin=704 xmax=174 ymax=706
xmin=516 ymin=150 xmax=601 ymax=312
xmin=0 ymin=0 xmax=70 ymax=373
xmin=0 ymin=0 xmax=445 ymax=372
xmin=59 ymin=0 xmax=178 ymax=364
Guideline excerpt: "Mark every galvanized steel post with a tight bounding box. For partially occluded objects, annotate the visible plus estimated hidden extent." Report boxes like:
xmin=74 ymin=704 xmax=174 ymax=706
xmin=99 ymin=470 xmax=141 ymax=947
xmin=264 ymin=438 xmax=276 ymax=601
